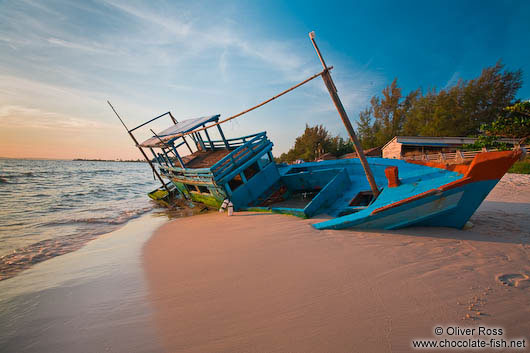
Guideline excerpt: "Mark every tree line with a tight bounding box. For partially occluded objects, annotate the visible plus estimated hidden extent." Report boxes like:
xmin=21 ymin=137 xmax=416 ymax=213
xmin=357 ymin=61 xmax=523 ymax=149
xmin=276 ymin=124 xmax=354 ymax=163
xmin=277 ymin=61 xmax=526 ymax=163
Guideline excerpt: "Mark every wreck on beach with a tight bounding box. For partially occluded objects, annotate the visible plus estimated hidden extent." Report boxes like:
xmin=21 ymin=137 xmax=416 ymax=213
xmin=110 ymin=32 xmax=525 ymax=230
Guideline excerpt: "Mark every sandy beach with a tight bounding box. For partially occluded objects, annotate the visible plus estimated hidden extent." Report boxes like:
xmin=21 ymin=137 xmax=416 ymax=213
xmin=144 ymin=173 xmax=530 ymax=352
xmin=0 ymin=214 xmax=166 ymax=353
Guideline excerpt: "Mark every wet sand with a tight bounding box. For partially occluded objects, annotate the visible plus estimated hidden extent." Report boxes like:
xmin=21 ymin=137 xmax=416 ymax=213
xmin=0 ymin=214 xmax=166 ymax=353
xmin=144 ymin=174 xmax=530 ymax=353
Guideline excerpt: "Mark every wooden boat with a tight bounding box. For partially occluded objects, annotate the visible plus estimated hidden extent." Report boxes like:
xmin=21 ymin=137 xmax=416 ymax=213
xmin=133 ymin=115 xmax=523 ymax=230
xmin=111 ymin=32 xmax=525 ymax=230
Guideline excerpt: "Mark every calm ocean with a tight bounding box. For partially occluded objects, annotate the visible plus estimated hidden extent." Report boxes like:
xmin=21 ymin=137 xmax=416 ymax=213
xmin=0 ymin=159 xmax=162 ymax=281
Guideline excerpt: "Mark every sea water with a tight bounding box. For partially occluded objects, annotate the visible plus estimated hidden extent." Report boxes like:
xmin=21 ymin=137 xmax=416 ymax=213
xmin=0 ymin=158 xmax=161 ymax=281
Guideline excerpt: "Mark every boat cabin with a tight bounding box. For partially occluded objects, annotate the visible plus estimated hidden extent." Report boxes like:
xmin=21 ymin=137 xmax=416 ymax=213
xmin=138 ymin=113 xmax=277 ymax=209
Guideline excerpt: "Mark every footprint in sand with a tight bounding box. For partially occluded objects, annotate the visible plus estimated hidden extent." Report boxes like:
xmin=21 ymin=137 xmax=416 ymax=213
xmin=496 ymin=273 xmax=530 ymax=289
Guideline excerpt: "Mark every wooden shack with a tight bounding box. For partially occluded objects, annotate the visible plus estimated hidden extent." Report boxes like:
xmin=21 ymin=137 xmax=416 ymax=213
xmin=382 ymin=136 xmax=518 ymax=160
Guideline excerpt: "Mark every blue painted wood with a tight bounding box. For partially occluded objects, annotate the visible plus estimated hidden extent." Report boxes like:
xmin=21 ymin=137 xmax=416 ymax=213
xmin=211 ymin=133 xmax=265 ymax=170
xmin=224 ymin=182 xmax=232 ymax=196
xmin=202 ymin=125 xmax=214 ymax=150
xmin=159 ymin=148 xmax=171 ymax=167
xmin=215 ymin=142 xmax=273 ymax=184
xmin=211 ymin=133 xmax=270 ymax=181
xmin=313 ymin=187 xmax=464 ymax=230
xmin=172 ymin=145 xmax=184 ymax=168
xmin=217 ymin=124 xmax=230 ymax=149
xmin=183 ymin=136 xmax=193 ymax=153
xmin=175 ymin=141 xmax=186 ymax=148
xmin=281 ymin=168 xmax=340 ymax=192
xmin=310 ymin=171 xmax=498 ymax=231
xmin=303 ymin=168 xmax=351 ymax=217
xmin=195 ymin=131 xmax=206 ymax=150
xmin=229 ymin=162 xmax=281 ymax=209
xmin=416 ymin=179 xmax=499 ymax=228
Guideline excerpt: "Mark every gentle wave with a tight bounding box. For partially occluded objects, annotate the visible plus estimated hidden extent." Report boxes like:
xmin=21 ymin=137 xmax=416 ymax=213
xmin=0 ymin=172 xmax=34 ymax=178
xmin=0 ymin=159 xmax=163 ymax=281
xmin=41 ymin=206 xmax=153 ymax=227
xmin=0 ymin=206 xmax=155 ymax=281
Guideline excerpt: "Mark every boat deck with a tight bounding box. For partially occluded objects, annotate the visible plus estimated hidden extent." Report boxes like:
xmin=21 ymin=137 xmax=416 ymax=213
xmin=182 ymin=149 xmax=232 ymax=169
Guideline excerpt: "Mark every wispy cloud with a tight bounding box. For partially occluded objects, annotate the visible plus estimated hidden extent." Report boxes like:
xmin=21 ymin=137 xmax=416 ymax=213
xmin=444 ymin=71 xmax=461 ymax=88
xmin=47 ymin=37 xmax=107 ymax=53
xmin=0 ymin=105 xmax=110 ymax=130
xmin=0 ymin=0 xmax=384 ymax=157
xmin=101 ymin=0 xmax=192 ymax=38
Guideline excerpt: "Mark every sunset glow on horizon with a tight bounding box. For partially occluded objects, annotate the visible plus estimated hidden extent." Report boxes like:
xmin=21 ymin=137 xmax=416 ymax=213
xmin=1 ymin=0 xmax=529 ymax=160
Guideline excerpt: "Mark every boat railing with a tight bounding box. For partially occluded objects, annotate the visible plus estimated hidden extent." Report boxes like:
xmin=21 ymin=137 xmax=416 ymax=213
xmin=159 ymin=165 xmax=214 ymax=184
xmin=206 ymin=133 xmax=262 ymax=150
xmin=211 ymin=132 xmax=270 ymax=181
xmin=403 ymin=146 xmax=527 ymax=162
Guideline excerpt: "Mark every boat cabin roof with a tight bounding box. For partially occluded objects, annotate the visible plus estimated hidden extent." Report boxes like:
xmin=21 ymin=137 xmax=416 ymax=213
xmin=139 ymin=114 xmax=220 ymax=148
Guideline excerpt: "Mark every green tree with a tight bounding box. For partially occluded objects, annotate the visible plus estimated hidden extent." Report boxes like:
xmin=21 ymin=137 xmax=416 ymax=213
xmin=277 ymin=125 xmax=354 ymax=163
xmin=277 ymin=124 xmax=332 ymax=163
xmin=467 ymin=101 xmax=530 ymax=150
xmin=357 ymin=107 xmax=376 ymax=149
xmin=361 ymin=61 xmax=523 ymax=146
xmin=371 ymin=78 xmax=405 ymax=146
xmin=329 ymin=136 xmax=354 ymax=156
xmin=494 ymin=100 xmax=530 ymax=143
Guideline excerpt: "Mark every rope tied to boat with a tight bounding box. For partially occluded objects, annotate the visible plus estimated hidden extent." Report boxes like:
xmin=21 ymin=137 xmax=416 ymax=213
xmin=171 ymin=68 xmax=332 ymax=138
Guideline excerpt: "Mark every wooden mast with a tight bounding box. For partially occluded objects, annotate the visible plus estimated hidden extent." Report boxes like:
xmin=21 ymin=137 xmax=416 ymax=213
xmin=308 ymin=31 xmax=380 ymax=198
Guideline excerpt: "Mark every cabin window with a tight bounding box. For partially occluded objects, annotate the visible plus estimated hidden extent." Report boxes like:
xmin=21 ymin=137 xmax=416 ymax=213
xmin=258 ymin=153 xmax=271 ymax=169
xmin=243 ymin=162 xmax=260 ymax=181
xmin=349 ymin=191 xmax=374 ymax=206
xmin=185 ymin=184 xmax=199 ymax=192
xmin=228 ymin=174 xmax=244 ymax=191
xmin=197 ymin=185 xmax=210 ymax=194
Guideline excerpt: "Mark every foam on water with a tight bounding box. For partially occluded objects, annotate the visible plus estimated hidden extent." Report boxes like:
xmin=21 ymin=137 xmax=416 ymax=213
xmin=0 ymin=159 xmax=162 ymax=281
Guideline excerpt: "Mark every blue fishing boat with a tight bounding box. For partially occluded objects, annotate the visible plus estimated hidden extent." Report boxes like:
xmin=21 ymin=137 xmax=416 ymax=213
xmin=110 ymin=32 xmax=525 ymax=230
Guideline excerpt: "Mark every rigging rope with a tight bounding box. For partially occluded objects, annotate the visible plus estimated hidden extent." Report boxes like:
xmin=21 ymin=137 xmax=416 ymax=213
xmin=172 ymin=67 xmax=331 ymax=139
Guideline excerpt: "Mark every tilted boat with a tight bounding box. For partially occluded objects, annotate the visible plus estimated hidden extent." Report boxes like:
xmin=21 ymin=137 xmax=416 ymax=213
xmin=110 ymin=32 xmax=525 ymax=230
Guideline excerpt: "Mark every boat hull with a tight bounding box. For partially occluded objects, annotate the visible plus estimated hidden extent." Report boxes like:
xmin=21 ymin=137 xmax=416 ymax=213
xmin=313 ymin=150 xmax=523 ymax=230
xmin=156 ymin=139 xmax=522 ymax=231
xmin=313 ymin=179 xmax=498 ymax=230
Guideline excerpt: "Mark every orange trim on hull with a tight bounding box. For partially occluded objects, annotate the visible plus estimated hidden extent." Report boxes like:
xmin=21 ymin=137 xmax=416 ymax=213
xmin=407 ymin=160 xmax=471 ymax=174
xmin=371 ymin=150 xmax=522 ymax=216
xmin=462 ymin=150 xmax=522 ymax=181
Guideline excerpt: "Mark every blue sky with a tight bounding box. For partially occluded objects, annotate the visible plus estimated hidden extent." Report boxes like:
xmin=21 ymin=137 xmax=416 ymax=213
xmin=1 ymin=0 xmax=529 ymax=159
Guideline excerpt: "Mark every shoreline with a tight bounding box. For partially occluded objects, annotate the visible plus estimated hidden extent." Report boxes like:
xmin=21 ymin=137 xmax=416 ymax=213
xmin=0 ymin=213 xmax=167 ymax=353
xmin=0 ymin=206 xmax=154 ymax=282
xmin=143 ymin=174 xmax=529 ymax=352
